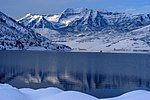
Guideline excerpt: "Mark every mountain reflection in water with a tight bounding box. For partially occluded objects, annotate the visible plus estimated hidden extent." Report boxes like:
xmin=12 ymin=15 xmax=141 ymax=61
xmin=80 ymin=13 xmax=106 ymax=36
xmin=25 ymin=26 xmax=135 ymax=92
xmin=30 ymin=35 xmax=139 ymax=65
xmin=0 ymin=51 xmax=150 ymax=98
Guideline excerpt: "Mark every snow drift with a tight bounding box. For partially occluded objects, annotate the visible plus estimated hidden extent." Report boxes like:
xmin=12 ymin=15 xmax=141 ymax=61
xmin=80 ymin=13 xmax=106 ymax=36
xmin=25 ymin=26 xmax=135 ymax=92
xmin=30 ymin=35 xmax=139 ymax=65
xmin=0 ymin=84 xmax=150 ymax=100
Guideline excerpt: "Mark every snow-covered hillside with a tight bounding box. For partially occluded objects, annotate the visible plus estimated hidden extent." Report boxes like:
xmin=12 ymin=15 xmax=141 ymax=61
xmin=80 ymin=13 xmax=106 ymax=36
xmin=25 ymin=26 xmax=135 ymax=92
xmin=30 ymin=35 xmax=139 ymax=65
xmin=18 ymin=8 xmax=150 ymax=52
xmin=33 ymin=26 xmax=150 ymax=52
xmin=0 ymin=84 xmax=150 ymax=100
xmin=18 ymin=8 xmax=150 ymax=32
xmin=58 ymin=25 xmax=150 ymax=52
xmin=0 ymin=11 xmax=71 ymax=51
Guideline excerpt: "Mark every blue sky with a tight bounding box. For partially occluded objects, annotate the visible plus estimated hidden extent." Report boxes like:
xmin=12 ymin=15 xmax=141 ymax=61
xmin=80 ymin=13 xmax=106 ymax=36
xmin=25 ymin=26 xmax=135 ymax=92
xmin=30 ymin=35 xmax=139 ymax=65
xmin=0 ymin=0 xmax=150 ymax=19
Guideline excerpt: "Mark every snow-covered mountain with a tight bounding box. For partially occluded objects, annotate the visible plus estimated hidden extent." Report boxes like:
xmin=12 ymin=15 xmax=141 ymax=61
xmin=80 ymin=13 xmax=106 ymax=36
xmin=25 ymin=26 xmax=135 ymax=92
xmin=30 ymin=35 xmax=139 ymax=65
xmin=0 ymin=11 xmax=71 ymax=51
xmin=18 ymin=8 xmax=150 ymax=32
xmin=18 ymin=8 xmax=150 ymax=52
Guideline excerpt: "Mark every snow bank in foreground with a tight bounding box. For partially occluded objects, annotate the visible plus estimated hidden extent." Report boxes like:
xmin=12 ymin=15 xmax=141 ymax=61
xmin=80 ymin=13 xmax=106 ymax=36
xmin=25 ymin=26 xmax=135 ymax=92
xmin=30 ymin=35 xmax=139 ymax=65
xmin=0 ymin=84 xmax=31 ymax=100
xmin=101 ymin=90 xmax=150 ymax=100
xmin=0 ymin=84 xmax=150 ymax=100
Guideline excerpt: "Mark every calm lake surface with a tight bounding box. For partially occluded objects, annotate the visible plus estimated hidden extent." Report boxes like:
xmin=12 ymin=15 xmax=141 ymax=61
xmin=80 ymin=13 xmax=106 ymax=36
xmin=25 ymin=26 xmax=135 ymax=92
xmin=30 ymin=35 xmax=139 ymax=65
xmin=0 ymin=50 xmax=150 ymax=98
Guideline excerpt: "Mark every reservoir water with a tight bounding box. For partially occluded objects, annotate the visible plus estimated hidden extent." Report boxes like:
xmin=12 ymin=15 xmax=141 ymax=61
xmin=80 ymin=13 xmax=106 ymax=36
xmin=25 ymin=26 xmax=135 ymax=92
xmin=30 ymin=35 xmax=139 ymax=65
xmin=0 ymin=50 xmax=150 ymax=98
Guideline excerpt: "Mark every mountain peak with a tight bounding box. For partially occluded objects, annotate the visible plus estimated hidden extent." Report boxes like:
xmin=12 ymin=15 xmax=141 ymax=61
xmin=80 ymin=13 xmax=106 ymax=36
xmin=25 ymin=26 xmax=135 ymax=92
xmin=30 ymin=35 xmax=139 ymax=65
xmin=15 ymin=8 xmax=150 ymax=52
xmin=18 ymin=8 xmax=150 ymax=32
xmin=62 ymin=8 xmax=89 ymax=14
xmin=25 ymin=13 xmax=32 ymax=17
xmin=0 ymin=11 xmax=71 ymax=51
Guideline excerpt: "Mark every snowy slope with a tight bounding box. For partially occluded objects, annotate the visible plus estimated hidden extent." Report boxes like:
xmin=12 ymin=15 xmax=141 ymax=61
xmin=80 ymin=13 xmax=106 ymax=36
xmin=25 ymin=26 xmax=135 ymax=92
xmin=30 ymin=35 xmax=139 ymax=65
xmin=17 ymin=8 xmax=150 ymax=52
xmin=105 ymin=25 xmax=150 ymax=52
xmin=0 ymin=11 xmax=71 ymax=51
xmin=18 ymin=8 xmax=150 ymax=32
xmin=1 ymin=84 xmax=150 ymax=100
xmin=57 ymin=25 xmax=150 ymax=52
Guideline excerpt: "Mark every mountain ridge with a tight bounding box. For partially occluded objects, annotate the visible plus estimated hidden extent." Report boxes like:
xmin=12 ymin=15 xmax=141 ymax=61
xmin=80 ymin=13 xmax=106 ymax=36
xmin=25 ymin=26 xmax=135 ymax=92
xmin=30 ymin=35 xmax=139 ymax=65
xmin=0 ymin=11 xmax=71 ymax=51
xmin=17 ymin=8 xmax=150 ymax=52
xmin=18 ymin=8 xmax=150 ymax=32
